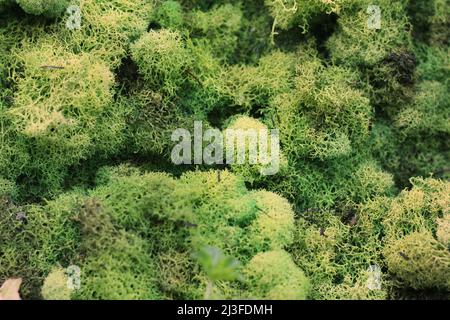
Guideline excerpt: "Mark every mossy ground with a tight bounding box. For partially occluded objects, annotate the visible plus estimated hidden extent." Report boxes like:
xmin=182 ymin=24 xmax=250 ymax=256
xmin=0 ymin=0 xmax=448 ymax=300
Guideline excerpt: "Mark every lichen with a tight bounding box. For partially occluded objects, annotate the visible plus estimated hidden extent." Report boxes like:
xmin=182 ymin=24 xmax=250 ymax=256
xmin=0 ymin=0 xmax=448 ymax=300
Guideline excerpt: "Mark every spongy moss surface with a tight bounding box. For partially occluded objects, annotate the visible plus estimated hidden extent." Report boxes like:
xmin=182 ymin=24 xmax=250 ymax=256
xmin=0 ymin=0 xmax=449 ymax=300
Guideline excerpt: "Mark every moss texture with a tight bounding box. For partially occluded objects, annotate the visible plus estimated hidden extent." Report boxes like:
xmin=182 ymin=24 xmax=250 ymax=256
xmin=0 ymin=0 xmax=448 ymax=300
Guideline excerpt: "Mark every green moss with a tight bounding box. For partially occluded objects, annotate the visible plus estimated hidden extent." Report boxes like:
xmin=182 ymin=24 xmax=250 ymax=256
xmin=269 ymin=46 xmax=371 ymax=161
xmin=123 ymin=86 xmax=194 ymax=156
xmin=370 ymin=122 xmax=401 ymax=175
xmin=179 ymin=170 xmax=256 ymax=261
xmin=291 ymin=207 xmax=387 ymax=300
xmin=360 ymin=178 xmax=450 ymax=291
xmin=90 ymin=172 xmax=193 ymax=236
xmin=6 ymin=40 xmax=126 ymax=197
xmin=187 ymin=3 xmax=243 ymax=61
xmin=408 ymin=0 xmax=449 ymax=46
xmin=415 ymin=44 xmax=449 ymax=83
xmin=0 ymin=177 xmax=17 ymax=199
xmin=216 ymin=50 xmax=296 ymax=111
xmin=41 ymin=267 xmax=72 ymax=300
xmin=264 ymin=0 xmax=342 ymax=32
xmin=224 ymin=116 xmax=288 ymax=184
xmin=350 ymin=160 xmax=395 ymax=201
xmin=369 ymin=75 xmax=449 ymax=187
xmin=153 ymin=0 xmax=184 ymax=30
xmin=436 ymin=215 xmax=450 ymax=247
xmin=74 ymin=232 xmax=163 ymax=300
xmin=326 ymin=1 xmax=415 ymax=115
xmin=131 ymin=29 xmax=192 ymax=97
xmin=244 ymin=250 xmax=310 ymax=300
xmin=0 ymin=0 xmax=14 ymax=13
xmin=248 ymin=191 xmax=295 ymax=251
xmin=395 ymin=81 xmax=449 ymax=136
xmin=0 ymin=191 xmax=81 ymax=299
xmin=0 ymin=0 xmax=448 ymax=301
xmin=327 ymin=0 xmax=412 ymax=67
xmin=16 ymin=0 xmax=70 ymax=17
xmin=384 ymin=231 xmax=450 ymax=290
xmin=382 ymin=178 xmax=449 ymax=242
xmin=46 ymin=0 xmax=153 ymax=68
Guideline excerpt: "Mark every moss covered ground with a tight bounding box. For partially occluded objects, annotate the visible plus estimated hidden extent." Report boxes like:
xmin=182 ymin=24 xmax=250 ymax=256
xmin=0 ymin=0 xmax=448 ymax=300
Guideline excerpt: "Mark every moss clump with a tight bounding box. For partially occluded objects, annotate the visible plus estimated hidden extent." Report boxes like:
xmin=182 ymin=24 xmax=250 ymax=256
xmin=244 ymin=250 xmax=310 ymax=300
xmin=384 ymin=231 xmax=450 ymax=290
xmin=395 ymin=81 xmax=449 ymax=136
xmin=408 ymin=0 xmax=449 ymax=46
xmin=327 ymin=0 xmax=412 ymax=67
xmin=216 ymin=50 xmax=296 ymax=111
xmin=350 ymin=160 xmax=395 ymax=201
xmin=131 ymin=29 xmax=192 ymax=97
xmin=11 ymin=43 xmax=115 ymax=139
xmin=16 ymin=0 xmax=70 ymax=17
xmin=436 ymin=215 xmax=450 ymax=247
xmin=264 ymin=0 xmax=342 ymax=32
xmin=0 ymin=192 xmax=81 ymax=298
xmin=387 ymin=80 xmax=449 ymax=184
xmin=381 ymin=178 xmax=449 ymax=240
xmin=178 ymin=169 xmax=258 ymax=262
xmin=153 ymin=0 xmax=184 ymax=30
xmin=248 ymin=191 xmax=295 ymax=251
xmin=415 ymin=44 xmax=449 ymax=84
xmin=123 ymin=86 xmax=193 ymax=156
xmin=292 ymin=207 xmax=388 ymax=300
xmin=326 ymin=1 xmax=415 ymax=116
xmin=56 ymin=0 xmax=152 ymax=67
xmin=263 ymin=43 xmax=372 ymax=163
xmin=74 ymin=232 xmax=163 ymax=300
xmin=7 ymin=41 xmax=126 ymax=196
xmin=370 ymin=56 xmax=449 ymax=186
xmin=0 ymin=177 xmax=17 ymax=199
xmin=187 ymin=4 xmax=243 ymax=61
xmin=0 ymin=103 xmax=30 ymax=186
xmin=41 ymin=267 xmax=72 ymax=300
xmin=83 ymin=169 xmax=303 ymax=299
xmin=360 ymin=178 xmax=450 ymax=291
xmin=88 ymin=171 xmax=193 ymax=238
xmin=1 ymin=167 xmax=301 ymax=300
xmin=224 ymin=116 xmax=287 ymax=183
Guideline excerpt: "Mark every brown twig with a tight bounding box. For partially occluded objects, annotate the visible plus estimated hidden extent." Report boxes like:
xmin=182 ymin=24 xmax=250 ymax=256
xmin=40 ymin=65 xmax=65 ymax=70
xmin=399 ymin=252 xmax=410 ymax=261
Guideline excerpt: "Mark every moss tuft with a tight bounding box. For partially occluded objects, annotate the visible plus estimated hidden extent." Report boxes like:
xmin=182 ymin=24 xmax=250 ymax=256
xmin=244 ymin=250 xmax=310 ymax=300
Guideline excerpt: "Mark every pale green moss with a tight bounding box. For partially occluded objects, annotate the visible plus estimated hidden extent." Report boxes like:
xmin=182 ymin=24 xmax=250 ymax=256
xmin=131 ymin=29 xmax=191 ymax=96
xmin=16 ymin=0 xmax=70 ymax=17
xmin=384 ymin=231 xmax=450 ymax=290
xmin=248 ymin=190 xmax=295 ymax=251
xmin=41 ymin=267 xmax=72 ymax=300
xmin=244 ymin=250 xmax=310 ymax=300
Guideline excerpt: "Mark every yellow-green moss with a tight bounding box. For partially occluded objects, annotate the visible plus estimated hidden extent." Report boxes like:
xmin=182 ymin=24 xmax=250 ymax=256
xmin=224 ymin=116 xmax=288 ymax=183
xmin=244 ymin=250 xmax=310 ymax=300
xmin=41 ymin=267 xmax=72 ymax=300
xmin=16 ymin=0 xmax=70 ymax=17
xmin=131 ymin=29 xmax=191 ymax=96
xmin=248 ymin=190 xmax=295 ymax=251
xmin=384 ymin=231 xmax=450 ymax=290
